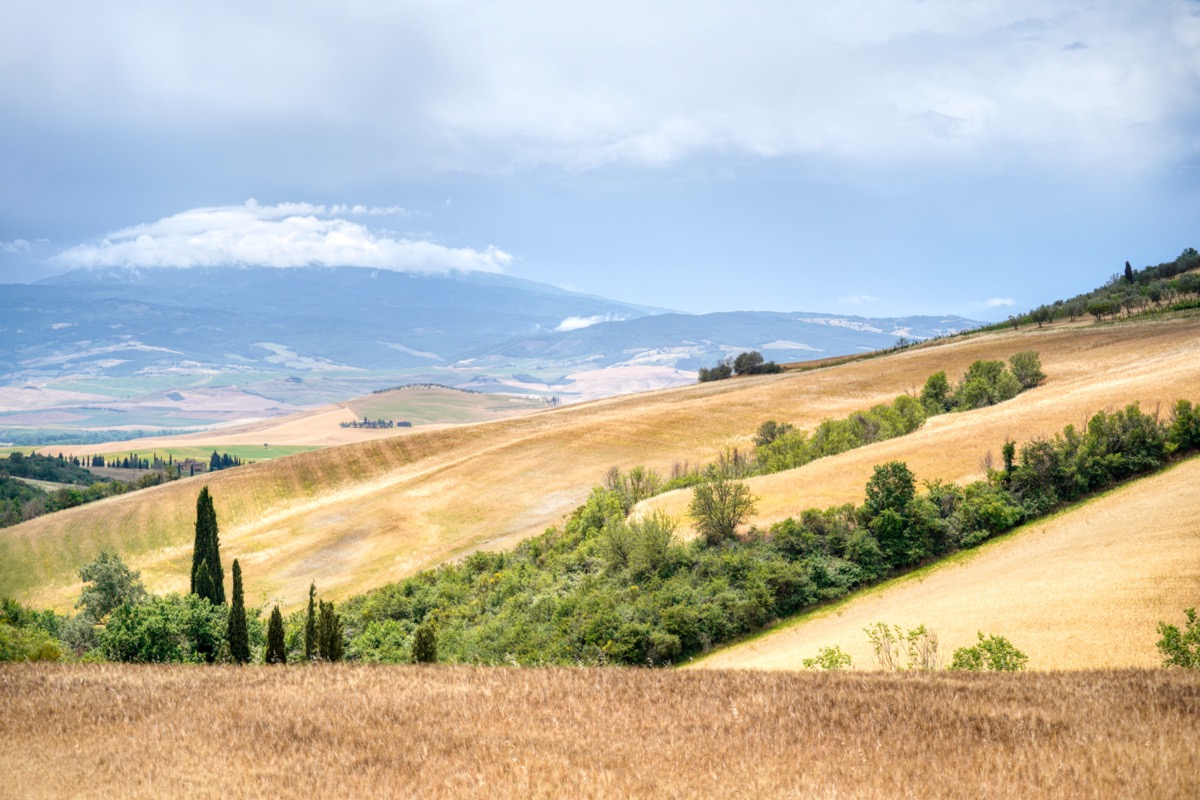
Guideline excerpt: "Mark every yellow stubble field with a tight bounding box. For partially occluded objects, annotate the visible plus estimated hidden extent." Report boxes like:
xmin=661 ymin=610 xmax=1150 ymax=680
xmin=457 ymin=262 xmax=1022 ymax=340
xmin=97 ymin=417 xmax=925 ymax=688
xmin=4 ymin=315 xmax=1198 ymax=615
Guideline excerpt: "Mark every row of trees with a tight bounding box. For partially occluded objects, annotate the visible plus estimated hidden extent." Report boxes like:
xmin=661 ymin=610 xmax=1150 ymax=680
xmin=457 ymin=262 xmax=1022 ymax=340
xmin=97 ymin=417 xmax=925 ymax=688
xmin=340 ymin=418 xmax=410 ymax=429
xmin=1009 ymin=248 xmax=1200 ymax=329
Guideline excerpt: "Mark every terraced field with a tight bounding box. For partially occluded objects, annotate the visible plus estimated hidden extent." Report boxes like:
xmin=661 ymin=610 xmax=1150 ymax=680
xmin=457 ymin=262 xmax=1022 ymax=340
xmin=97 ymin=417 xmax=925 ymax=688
xmin=4 ymin=315 xmax=1198 ymax=629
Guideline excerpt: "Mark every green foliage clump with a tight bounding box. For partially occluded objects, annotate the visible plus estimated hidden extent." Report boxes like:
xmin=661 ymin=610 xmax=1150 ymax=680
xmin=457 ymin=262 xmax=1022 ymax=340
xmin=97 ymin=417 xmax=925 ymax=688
xmin=316 ymin=600 xmax=344 ymax=662
xmin=949 ymin=632 xmax=1029 ymax=671
xmin=698 ymin=351 xmax=780 ymax=382
xmin=411 ymin=622 xmax=439 ymax=664
xmin=102 ymin=594 xmax=225 ymax=663
xmin=1157 ymin=608 xmax=1200 ymax=668
xmin=0 ymin=598 xmax=64 ymax=662
xmin=802 ymin=645 xmax=852 ymax=670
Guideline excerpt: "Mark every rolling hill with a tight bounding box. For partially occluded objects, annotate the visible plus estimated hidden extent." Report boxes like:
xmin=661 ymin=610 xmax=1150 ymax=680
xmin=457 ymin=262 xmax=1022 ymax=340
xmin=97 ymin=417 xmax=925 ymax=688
xmin=4 ymin=311 xmax=1198 ymax=651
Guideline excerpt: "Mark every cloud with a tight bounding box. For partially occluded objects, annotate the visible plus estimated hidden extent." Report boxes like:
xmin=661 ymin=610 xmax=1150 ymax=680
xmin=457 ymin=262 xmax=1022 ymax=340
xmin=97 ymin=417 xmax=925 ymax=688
xmin=49 ymin=201 xmax=512 ymax=273
xmin=555 ymin=314 xmax=624 ymax=332
xmin=1 ymin=239 xmax=33 ymax=253
xmin=3 ymin=1 xmax=1196 ymax=173
xmin=839 ymin=294 xmax=879 ymax=305
xmin=984 ymin=297 xmax=1017 ymax=308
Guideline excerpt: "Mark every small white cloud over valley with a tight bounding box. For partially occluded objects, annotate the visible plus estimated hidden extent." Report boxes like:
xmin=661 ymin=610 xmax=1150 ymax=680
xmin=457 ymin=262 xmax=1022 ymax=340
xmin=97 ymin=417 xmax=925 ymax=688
xmin=49 ymin=201 xmax=511 ymax=274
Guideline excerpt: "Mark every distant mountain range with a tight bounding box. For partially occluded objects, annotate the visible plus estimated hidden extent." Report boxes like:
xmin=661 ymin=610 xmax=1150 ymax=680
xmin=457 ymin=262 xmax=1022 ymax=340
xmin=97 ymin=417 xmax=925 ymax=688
xmin=0 ymin=266 xmax=982 ymax=428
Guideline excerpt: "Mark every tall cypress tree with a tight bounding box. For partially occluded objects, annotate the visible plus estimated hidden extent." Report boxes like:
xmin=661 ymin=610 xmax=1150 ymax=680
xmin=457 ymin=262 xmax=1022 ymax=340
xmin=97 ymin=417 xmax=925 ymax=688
xmin=226 ymin=559 xmax=250 ymax=664
xmin=304 ymin=583 xmax=317 ymax=662
xmin=190 ymin=487 xmax=225 ymax=605
xmin=317 ymin=600 xmax=344 ymax=662
xmin=265 ymin=606 xmax=286 ymax=664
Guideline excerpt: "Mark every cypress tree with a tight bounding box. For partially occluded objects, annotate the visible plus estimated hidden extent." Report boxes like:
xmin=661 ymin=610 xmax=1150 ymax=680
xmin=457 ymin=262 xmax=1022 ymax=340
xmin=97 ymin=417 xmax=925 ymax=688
xmin=193 ymin=559 xmax=215 ymax=607
xmin=412 ymin=622 xmax=438 ymax=664
xmin=265 ymin=606 xmax=286 ymax=664
xmin=190 ymin=487 xmax=225 ymax=605
xmin=304 ymin=583 xmax=317 ymax=661
xmin=226 ymin=559 xmax=250 ymax=664
xmin=317 ymin=600 xmax=344 ymax=662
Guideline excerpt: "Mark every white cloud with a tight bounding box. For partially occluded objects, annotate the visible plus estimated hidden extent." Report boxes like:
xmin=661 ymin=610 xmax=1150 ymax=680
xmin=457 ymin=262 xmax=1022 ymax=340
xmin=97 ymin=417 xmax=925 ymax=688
xmin=555 ymin=314 xmax=624 ymax=332
xmin=985 ymin=297 xmax=1017 ymax=308
xmin=1 ymin=239 xmax=33 ymax=253
xmin=49 ymin=201 xmax=511 ymax=273
xmin=839 ymin=294 xmax=879 ymax=305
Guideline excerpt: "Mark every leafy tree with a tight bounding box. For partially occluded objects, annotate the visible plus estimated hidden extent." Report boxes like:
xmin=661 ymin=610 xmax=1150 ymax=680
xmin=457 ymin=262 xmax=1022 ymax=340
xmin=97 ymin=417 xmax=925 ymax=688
xmin=688 ymin=476 xmax=758 ymax=546
xmin=412 ymin=621 xmax=438 ymax=664
xmin=76 ymin=551 xmax=146 ymax=621
xmin=1008 ymin=351 xmax=1045 ymax=389
xmin=754 ymin=420 xmax=795 ymax=448
xmin=265 ymin=606 xmax=287 ymax=664
xmin=304 ymin=582 xmax=317 ymax=661
xmin=863 ymin=461 xmax=916 ymax=520
xmin=920 ymin=371 xmax=952 ymax=414
xmin=949 ymin=632 xmax=1028 ymax=671
xmin=1157 ymin=608 xmax=1200 ymax=668
xmin=1125 ymin=260 xmax=1134 ymax=283
xmin=226 ymin=560 xmax=250 ymax=664
xmin=190 ymin=487 xmax=225 ymax=605
xmin=103 ymin=593 xmax=225 ymax=663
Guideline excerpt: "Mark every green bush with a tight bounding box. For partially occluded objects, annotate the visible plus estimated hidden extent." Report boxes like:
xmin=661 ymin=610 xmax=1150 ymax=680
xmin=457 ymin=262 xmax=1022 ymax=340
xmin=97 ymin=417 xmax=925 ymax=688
xmin=1157 ymin=608 xmax=1200 ymax=668
xmin=948 ymin=632 xmax=1029 ymax=671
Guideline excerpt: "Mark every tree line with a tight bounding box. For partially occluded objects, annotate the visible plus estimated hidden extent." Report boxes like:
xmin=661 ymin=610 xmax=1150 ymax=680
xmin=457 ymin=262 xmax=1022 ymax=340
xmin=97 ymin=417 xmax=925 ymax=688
xmin=1005 ymin=247 xmax=1200 ymax=329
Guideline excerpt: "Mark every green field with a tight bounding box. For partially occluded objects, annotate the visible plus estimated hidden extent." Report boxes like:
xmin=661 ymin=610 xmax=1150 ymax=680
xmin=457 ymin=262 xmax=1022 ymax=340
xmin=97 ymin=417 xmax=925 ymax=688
xmin=346 ymin=386 xmax=549 ymax=426
xmin=86 ymin=444 xmax=322 ymax=463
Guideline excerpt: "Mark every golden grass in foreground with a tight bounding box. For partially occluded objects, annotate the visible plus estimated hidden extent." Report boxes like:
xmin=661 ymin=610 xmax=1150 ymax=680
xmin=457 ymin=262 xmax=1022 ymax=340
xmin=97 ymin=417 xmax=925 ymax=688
xmin=3 ymin=664 xmax=1198 ymax=799
xmin=692 ymin=456 xmax=1200 ymax=672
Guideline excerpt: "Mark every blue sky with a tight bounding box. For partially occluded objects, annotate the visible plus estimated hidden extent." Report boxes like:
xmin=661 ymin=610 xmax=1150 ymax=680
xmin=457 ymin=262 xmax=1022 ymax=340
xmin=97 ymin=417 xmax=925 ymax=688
xmin=2 ymin=1 xmax=1197 ymax=319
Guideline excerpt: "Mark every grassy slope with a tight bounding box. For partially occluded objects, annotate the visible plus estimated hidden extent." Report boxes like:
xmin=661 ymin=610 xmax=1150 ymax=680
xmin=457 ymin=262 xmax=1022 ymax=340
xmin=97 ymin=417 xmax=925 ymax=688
xmin=4 ymin=316 xmax=1198 ymax=620
xmin=689 ymin=456 xmax=1200 ymax=671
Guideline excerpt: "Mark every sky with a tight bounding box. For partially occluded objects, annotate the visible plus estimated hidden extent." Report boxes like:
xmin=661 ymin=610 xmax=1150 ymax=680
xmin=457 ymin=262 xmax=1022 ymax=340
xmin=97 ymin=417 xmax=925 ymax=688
xmin=2 ymin=1 xmax=1197 ymax=319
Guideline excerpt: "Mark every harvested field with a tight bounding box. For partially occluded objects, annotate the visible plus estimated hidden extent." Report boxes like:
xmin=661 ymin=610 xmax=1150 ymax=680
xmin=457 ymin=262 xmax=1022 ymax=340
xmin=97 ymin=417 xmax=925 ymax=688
xmin=4 ymin=316 xmax=1199 ymax=615
xmin=2 ymin=664 xmax=1198 ymax=799
xmin=691 ymin=457 xmax=1200 ymax=671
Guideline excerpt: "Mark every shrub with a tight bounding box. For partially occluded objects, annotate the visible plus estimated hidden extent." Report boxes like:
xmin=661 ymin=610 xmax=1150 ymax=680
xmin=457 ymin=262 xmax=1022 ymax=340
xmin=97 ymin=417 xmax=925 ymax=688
xmin=412 ymin=621 xmax=439 ymax=664
xmin=949 ymin=632 xmax=1029 ymax=671
xmin=802 ymin=645 xmax=852 ymax=671
xmin=864 ymin=623 xmax=939 ymax=671
xmin=1157 ymin=608 xmax=1200 ymax=668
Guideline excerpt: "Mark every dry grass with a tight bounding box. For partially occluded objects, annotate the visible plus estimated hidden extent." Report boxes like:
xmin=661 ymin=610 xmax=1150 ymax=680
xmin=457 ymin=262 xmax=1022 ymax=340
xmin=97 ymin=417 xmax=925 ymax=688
xmin=692 ymin=456 xmax=1200 ymax=671
xmin=4 ymin=316 xmax=1199 ymax=614
xmin=2 ymin=664 xmax=1198 ymax=799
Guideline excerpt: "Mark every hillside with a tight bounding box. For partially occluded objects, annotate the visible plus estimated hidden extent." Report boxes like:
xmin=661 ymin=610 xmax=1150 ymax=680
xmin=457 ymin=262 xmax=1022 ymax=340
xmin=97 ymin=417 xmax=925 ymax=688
xmin=689 ymin=455 xmax=1200 ymax=671
xmin=3 ymin=314 xmax=1198 ymax=619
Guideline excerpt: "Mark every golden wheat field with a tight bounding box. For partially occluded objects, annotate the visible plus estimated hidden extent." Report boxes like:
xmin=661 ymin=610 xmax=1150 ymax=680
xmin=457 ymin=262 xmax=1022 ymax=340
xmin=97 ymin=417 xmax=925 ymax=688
xmin=2 ymin=664 xmax=1198 ymax=799
xmin=691 ymin=456 xmax=1200 ymax=671
xmin=4 ymin=315 xmax=1199 ymax=616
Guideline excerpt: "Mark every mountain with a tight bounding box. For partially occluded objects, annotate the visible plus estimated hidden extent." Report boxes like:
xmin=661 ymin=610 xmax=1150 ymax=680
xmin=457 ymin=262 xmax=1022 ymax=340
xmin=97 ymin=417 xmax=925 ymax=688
xmin=3 ymin=266 xmax=661 ymax=378
xmin=465 ymin=310 xmax=979 ymax=371
xmin=0 ymin=266 xmax=983 ymax=429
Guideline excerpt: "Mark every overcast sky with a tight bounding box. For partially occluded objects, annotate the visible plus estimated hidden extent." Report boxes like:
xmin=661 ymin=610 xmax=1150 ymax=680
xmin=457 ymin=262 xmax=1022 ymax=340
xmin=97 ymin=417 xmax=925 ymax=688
xmin=2 ymin=1 xmax=1197 ymax=318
